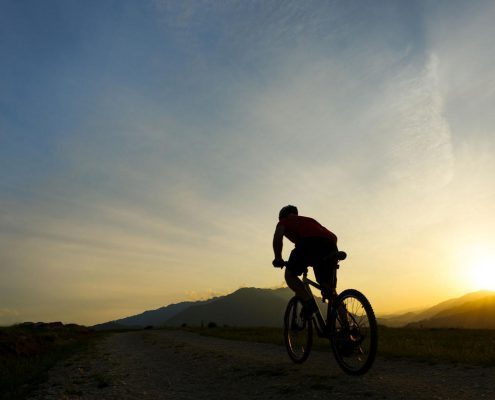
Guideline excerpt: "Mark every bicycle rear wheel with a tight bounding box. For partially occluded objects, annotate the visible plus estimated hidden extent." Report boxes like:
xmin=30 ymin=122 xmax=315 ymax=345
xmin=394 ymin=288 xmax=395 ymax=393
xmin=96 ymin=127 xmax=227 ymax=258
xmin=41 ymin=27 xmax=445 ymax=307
xmin=329 ymin=289 xmax=377 ymax=375
xmin=283 ymin=296 xmax=313 ymax=363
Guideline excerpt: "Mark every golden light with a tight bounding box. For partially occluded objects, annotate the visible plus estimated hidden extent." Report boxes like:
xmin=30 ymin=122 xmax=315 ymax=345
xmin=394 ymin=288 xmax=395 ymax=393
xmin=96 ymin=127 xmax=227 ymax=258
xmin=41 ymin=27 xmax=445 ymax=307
xmin=469 ymin=250 xmax=495 ymax=291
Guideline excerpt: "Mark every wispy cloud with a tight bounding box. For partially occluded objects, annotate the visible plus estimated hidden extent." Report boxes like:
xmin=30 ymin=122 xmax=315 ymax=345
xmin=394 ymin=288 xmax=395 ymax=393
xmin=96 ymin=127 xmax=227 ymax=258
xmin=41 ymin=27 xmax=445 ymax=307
xmin=1 ymin=1 xmax=495 ymax=323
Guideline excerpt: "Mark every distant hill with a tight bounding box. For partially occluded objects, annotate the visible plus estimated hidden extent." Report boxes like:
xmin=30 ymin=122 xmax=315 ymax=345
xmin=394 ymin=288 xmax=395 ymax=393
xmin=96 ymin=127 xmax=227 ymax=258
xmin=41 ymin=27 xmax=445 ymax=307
xmin=95 ymin=288 xmax=495 ymax=331
xmin=93 ymin=300 xmax=213 ymax=330
xmin=406 ymin=295 xmax=495 ymax=329
xmin=166 ymin=287 xmax=293 ymax=327
xmin=379 ymin=290 xmax=495 ymax=329
xmin=376 ymin=312 xmax=420 ymax=328
xmin=93 ymin=287 xmax=294 ymax=330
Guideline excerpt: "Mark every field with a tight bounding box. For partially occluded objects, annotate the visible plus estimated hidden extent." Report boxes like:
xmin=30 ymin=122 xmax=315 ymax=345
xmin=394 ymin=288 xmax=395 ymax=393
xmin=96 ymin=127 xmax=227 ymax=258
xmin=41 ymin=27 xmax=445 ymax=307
xmin=2 ymin=324 xmax=494 ymax=399
xmin=191 ymin=325 xmax=495 ymax=366
xmin=0 ymin=324 xmax=101 ymax=400
xmin=27 ymin=329 xmax=495 ymax=400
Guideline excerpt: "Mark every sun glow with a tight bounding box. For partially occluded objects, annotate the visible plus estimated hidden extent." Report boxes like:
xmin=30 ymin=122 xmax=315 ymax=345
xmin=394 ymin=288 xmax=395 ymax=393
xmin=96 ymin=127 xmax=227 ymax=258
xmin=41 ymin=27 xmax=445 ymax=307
xmin=469 ymin=251 xmax=495 ymax=291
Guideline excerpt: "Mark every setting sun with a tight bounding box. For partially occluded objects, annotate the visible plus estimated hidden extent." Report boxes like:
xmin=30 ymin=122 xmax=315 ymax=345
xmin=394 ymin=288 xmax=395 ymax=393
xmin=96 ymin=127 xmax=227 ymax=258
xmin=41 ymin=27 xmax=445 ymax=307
xmin=470 ymin=252 xmax=495 ymax=291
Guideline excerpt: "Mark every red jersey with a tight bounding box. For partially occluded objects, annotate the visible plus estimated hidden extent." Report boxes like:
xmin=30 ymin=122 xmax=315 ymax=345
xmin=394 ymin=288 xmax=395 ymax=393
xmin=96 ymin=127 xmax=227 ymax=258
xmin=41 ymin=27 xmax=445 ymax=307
xmin=277 ymin=215 xmax=337 ymax=244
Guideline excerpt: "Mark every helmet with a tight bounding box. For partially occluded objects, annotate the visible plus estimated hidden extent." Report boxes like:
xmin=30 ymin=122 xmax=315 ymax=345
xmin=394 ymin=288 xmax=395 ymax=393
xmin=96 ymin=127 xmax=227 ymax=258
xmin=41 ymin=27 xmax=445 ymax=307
xmin=279 ymin=205 xmax=298 ymax=220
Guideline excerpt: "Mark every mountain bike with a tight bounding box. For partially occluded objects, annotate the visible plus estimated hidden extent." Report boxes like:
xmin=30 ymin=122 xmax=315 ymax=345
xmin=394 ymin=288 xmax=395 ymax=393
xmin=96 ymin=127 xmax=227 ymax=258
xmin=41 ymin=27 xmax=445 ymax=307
xmin=282 ymin=251 xmax=377 ymax=375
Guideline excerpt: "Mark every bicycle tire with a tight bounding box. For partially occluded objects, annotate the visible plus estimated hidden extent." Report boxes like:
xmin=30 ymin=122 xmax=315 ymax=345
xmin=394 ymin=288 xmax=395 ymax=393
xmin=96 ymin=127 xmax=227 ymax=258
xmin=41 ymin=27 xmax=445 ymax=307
xmin=329 ymin=289 xmax=377 ymax=375
xmin=283 ymin=296 xmax=313 ymax=364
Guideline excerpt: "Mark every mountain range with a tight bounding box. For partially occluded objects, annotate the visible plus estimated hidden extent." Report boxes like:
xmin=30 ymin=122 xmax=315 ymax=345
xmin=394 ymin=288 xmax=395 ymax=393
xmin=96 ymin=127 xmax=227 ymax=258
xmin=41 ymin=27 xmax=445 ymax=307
xmin=378 ymin=290 xmax=495 ymax=329
xmin=93 ymin=287 xmax=294 ymax=330
xmin=93 ymin=288 xmax=495 ymax=330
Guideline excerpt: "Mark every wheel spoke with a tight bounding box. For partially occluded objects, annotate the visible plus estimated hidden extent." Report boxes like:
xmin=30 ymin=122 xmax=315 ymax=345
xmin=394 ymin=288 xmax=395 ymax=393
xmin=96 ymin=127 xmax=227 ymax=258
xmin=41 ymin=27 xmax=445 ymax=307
xmin=330 ymin=290 xmax=377 ymax=375
xmin=284 ymin=297 xmax=313 ymax=364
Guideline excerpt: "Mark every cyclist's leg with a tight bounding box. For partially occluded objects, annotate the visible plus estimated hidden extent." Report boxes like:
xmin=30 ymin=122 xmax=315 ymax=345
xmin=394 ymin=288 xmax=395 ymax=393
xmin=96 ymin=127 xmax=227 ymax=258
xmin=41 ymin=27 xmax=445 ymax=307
xmin=315 ymin=258 xmax=351 ymax=329
xmin=285 ymin=249 xmax=311 ymax=302
xmin=313 ymin=262 xmax=335 ymax=294
xmin=285 ymin=269 xmax=311 ymax=302
xmin=286 ymin=247 xmax=318 ymax=317
xmin=312 ymin=238 xmax=338 ymax=298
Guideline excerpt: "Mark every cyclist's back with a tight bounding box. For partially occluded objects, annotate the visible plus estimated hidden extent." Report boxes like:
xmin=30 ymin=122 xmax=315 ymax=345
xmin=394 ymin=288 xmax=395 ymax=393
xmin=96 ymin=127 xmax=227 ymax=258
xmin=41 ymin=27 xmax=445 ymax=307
xmin=277 ymin=215 xmax=337 ymax=245
xmin=272 ymin=205 xmax=338 ymax=314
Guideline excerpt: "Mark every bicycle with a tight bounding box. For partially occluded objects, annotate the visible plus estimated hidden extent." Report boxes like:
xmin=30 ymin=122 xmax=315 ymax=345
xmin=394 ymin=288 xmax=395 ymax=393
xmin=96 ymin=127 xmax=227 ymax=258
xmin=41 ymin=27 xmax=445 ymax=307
xmin=281 ymin=250 xmax=377 ymax=375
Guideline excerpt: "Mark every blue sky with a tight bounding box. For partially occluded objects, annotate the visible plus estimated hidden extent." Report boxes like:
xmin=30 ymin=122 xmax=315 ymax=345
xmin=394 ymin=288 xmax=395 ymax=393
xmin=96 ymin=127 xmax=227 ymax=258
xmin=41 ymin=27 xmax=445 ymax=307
xmin=1 ymin=0 xmax=495 ymax=325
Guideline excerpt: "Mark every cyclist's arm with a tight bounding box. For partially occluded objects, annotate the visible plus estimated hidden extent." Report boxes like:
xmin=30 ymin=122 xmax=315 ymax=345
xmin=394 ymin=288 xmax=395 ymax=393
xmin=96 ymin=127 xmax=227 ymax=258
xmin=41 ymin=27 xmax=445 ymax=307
xmin=273 ymin=224 xmax=284 ymax=259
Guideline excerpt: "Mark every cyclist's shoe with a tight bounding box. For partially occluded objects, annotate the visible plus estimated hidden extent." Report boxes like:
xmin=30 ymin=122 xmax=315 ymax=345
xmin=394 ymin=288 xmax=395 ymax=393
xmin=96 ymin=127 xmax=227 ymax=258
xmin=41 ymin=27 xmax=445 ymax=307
xmin=349 ymin=326 xmax=365 ymax=345
xmin=300 ymin=299 xmax=318 ymax=320
xmin=335 ymin=327 xmax=363 ymax=357
xmin=337 ymin=339 xmax=355 ymax=357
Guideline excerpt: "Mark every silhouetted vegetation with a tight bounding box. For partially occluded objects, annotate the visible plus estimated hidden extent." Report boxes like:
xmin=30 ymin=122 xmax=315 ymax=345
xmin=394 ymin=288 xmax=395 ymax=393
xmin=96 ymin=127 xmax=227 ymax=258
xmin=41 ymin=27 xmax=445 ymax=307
xmin=378 ymin=326 xmax=495 ymax=365
xmin=186 ymin=326 xmax=495 ymax=366
xmin=0 ymin=323 xmax=103 ymax=400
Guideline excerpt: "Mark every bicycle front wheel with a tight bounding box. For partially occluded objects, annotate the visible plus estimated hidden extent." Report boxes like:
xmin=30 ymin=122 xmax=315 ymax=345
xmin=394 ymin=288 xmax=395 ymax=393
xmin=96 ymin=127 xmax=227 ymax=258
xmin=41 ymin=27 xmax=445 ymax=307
xmin=329 ymin=289 xmax=377 ymax=375
xmin=283 ymin=296 xmax=313 ymax=364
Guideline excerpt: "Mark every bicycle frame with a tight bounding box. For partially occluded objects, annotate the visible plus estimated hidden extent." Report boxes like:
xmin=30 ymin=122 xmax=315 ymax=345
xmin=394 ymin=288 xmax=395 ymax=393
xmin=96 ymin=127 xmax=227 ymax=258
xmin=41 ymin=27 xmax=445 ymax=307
xmin=301 ymin=267 xmax=338 ymax=338
xmin=282 ymin=252 xmax=378 ymax=375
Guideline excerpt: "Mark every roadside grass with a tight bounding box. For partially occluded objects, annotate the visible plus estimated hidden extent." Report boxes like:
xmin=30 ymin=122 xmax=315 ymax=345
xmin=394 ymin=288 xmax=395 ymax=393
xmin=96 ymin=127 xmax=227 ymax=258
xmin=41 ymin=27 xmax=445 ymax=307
xmin=0 ymin=324 xmax=104 ymax=400
xmin=378 ymin=326 xmax=495 ymax=366
xmin=184 ymin=325 xmax=495 ymax=367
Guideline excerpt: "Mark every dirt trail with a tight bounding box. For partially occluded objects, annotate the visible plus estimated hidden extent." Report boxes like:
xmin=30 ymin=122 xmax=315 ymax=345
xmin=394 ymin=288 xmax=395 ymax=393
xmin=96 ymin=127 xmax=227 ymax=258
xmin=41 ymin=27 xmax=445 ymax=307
xmin=29 ymin=330 xmax=494 ymax=399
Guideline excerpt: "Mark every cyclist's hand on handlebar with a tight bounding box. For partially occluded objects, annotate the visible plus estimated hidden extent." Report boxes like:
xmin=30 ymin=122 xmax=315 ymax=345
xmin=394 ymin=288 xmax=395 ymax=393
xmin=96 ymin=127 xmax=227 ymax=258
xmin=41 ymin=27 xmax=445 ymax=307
xmin=272 ymin=258 xmax=285 ymax=268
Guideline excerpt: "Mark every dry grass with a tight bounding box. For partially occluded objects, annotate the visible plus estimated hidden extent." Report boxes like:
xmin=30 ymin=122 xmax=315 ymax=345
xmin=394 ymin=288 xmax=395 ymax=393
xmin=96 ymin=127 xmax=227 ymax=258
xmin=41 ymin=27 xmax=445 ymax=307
xmin=378 ymin=326 xmax=495 ymax=366
xmin=185 ymin=325 xmax=495 ymax=366
xmin=0 ymin=324 xmax=103 ymax=400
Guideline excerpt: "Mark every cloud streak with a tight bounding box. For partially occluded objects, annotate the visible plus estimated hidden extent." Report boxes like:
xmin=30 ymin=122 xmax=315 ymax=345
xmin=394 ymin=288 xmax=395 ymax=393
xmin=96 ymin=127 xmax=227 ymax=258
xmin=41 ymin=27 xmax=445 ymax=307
xmin=1 ymin=0 xmax=495 ymax=323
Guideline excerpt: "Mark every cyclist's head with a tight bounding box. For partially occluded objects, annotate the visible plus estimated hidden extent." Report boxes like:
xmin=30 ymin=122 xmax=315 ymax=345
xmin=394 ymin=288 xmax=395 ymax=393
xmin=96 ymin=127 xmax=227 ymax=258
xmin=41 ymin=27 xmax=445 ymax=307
xmin=279 ymin=205 xmax=298 ymax=220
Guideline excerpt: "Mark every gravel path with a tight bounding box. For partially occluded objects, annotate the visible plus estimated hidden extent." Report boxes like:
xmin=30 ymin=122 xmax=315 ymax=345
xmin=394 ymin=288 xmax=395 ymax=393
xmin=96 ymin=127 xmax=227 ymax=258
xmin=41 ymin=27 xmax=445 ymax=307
xmin=28 ymin=329 xmax=495 ymax=400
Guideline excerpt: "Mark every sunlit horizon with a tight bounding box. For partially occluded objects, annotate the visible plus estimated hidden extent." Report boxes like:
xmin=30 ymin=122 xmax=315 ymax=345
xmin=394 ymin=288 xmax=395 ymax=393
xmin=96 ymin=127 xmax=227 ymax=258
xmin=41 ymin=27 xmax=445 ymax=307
xmin=1 ymin=1 xmax=495 ymax=326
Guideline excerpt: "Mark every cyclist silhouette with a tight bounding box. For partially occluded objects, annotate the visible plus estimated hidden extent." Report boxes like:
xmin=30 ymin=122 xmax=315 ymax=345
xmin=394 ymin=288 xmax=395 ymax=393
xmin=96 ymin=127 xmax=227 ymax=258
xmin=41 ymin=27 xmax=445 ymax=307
xmin=272 ymin=205 xmax=338 ymax=316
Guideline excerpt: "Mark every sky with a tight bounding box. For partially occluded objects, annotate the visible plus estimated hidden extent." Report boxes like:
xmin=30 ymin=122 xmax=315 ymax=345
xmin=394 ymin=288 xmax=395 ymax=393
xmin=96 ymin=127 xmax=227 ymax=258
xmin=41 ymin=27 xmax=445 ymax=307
xmin=1 ymin=0 xmax=495 ymax=326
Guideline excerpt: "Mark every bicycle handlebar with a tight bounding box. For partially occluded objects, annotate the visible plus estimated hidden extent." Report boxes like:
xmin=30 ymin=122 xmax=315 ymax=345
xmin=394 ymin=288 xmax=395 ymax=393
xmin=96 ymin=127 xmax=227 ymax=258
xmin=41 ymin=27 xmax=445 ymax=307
xmin=272 ymin=260 xmax=286 ymax=268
